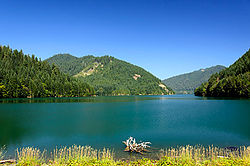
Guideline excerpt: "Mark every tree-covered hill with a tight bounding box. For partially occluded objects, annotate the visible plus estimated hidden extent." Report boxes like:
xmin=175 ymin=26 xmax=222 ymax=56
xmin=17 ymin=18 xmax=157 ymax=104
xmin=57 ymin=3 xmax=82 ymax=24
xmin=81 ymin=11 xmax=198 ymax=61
xmin=162 ymin=65 xmax=226 ymax=94
xmin=46 ymin=54 xmax=96 ymax=76
xmin=46 ymin=54 xmax=174 ymax=96
xmin=195 ymin=49 xmax=250 ymax=97
xmin=0 ymin=46 xmax=94 ymax=98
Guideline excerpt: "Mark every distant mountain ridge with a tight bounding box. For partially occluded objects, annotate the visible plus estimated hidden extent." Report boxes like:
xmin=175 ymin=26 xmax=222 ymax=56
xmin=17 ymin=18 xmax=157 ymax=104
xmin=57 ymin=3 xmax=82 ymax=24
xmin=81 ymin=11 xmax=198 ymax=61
xmin=162 ymin=65 xmax=226 ymax=94
xmin=46 ymin=54 xmax=174 ymax=96
xmin=195 ymin=49 xmax=250 ymax=97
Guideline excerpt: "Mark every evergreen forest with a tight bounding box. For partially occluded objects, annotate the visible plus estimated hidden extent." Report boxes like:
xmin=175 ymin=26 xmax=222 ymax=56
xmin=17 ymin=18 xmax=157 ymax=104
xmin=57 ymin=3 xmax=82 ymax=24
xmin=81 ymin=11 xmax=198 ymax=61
xmin=163 ymin=65 xmax=226 ymax=94
xmin=47 ymin=54 xmax=174 ymax=96
xmin=194 ymin=49 xmax=250 ymax=97
xmin=0 ymin=46 xmax=94 ymax=98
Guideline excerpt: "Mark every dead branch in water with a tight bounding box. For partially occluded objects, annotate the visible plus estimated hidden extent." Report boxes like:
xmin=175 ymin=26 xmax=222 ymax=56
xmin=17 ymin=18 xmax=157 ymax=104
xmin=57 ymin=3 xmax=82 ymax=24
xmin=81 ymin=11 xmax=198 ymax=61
xmin=122 ymin=137 xmax=151 ymax=154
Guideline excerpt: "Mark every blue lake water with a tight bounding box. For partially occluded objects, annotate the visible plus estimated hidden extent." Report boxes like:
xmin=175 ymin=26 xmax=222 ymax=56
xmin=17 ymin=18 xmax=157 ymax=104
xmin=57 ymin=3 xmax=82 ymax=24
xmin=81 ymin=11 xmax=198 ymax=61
xmin=0 ymin=95 xmax=249 ymax=158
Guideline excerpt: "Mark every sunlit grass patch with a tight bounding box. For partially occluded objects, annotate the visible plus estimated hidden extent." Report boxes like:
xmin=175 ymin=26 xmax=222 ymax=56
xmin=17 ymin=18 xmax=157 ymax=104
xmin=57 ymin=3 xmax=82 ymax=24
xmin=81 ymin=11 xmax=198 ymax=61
xmin=7 ymin=145 xmax=250 ymax=165
xmin=16 ymin=147 xmax=44 ymax=166
xmin=158 ymin=145 xmax=250 ymax=165
xmin=0 ymin=146 xmax=5 ymax=160
xmin=52 ymin=145 xmax=115 ymax=165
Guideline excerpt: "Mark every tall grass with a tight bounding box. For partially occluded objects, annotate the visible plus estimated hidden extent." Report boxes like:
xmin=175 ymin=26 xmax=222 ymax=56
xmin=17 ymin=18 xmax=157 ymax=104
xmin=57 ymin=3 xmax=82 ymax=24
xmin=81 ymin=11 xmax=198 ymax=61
xmin=160 ymin=145 xmax=250 ymax=160
xmin=16 ymin=145 xmax=115 ymax=166
xmin=158 ymin=145 xmax=250 ymax=165
xmin=10 ymin=145 xmax=250 ymax=165
xmin=0 ymin=146 xmax=5 ymax=160
xmin=16 ymin=147 xmax=44 ymax=166
xmin=52 ymin=145 xmax=114 ymax=165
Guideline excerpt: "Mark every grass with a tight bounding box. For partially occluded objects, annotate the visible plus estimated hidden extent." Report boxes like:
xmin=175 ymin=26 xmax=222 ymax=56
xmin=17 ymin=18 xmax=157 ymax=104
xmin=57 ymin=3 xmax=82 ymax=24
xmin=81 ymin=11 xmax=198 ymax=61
xmin=1 ymin=145 xmax=249 ymax=165
xmin=16 ymin=147 xmax=44 ymax=166
xmin=157 ymin=145 xmax=250 ymax=166
xmin=51 ymin=145 xmax=114 ymax=165
xmin=0 ymin=146 xmax=5 ymax=160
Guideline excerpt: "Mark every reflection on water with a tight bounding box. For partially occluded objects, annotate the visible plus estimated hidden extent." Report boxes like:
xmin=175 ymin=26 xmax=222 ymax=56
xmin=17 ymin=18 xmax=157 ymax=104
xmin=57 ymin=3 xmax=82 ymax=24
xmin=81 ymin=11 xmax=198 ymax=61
xmin=0 ymin=96 xmax=159 ymax=104
xmin=0 ymin=95 xmax=248 ymax=104
xmin=0 ymin=95 xmax=249 ymax=158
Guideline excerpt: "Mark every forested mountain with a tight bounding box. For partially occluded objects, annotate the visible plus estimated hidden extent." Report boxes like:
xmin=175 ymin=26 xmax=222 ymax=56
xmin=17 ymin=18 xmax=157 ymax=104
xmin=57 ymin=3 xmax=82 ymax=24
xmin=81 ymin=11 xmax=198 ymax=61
xmin=46 ymin=54 xmax=96 ymax=76
xmin=162 ymin=65 xmax=226 ymax=94
xmin=47 ymin=54 xmax=174 ymax=96
xmin=0 ymin=46 xmax=94 ymax=98
xmin=195 ymin=49 xmax=250 ymax=97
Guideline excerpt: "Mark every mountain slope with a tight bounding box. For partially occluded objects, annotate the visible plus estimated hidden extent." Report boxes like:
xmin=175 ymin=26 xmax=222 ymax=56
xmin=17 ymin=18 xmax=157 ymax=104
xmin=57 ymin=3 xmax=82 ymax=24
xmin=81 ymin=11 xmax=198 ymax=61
xmin=195 ymin=49 xmax=250 ymax=97
xmin=46 ymin=54 xmax=174 ymax=96
xmin=162 ymin=65 xmax=226 ymax=94
xmin=0 ymin=46 xmax=94 ymax=98
xmin=45 ymin=54 xmax=96 ymax=75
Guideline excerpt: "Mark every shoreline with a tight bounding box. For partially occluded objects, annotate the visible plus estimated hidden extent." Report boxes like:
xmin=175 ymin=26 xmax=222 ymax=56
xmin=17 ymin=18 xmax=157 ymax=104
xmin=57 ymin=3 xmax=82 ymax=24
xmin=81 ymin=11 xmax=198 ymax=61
xmin=1 ymin=145 xmax=249 ymax=165
xmin=0 ymin=93 xmax=175 ymax=100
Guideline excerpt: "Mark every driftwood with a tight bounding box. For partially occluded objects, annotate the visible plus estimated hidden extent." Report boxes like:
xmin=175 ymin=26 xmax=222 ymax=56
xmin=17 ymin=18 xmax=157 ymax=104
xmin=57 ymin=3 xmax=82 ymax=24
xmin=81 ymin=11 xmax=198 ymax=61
xmin=122 ymin=137 xmax=151 ymax=154
xmin=0 ymin=159 xmax=16 ymax=164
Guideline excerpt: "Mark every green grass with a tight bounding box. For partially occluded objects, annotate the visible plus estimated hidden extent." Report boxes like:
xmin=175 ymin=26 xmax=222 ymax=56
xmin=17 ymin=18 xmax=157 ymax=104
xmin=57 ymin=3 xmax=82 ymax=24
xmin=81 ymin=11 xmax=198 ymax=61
xmin=16 ymin=147 xmax=44 ymax=166
xmin=51 ymin=145 xmax=114 ymax=165
xmin=1 ymin=145 xmax=249 ymax=165
xmin=0 ymin=146 xmax=4 ymax=160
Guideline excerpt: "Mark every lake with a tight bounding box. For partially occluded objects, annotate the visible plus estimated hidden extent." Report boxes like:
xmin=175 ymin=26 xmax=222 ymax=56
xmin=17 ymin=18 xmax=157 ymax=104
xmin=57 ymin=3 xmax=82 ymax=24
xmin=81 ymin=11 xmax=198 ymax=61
xmin=0 ymin=95 xmax=249 ymax=158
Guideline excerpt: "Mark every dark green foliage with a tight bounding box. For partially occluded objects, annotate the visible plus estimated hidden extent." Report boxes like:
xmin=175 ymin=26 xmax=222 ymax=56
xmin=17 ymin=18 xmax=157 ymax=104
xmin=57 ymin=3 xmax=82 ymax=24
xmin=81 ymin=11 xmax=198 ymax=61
xmin=163 ymin=65 xmax=226 ymax=94
xmin=47 ymin=54 xmax=174 ymax=96
xmin=195 ymin=49 xmax=250 ymax=97
xmin=46 ymin=54 xmax=96 ymax=76
xmin=0 ymin=46 xmax=94 ymax=98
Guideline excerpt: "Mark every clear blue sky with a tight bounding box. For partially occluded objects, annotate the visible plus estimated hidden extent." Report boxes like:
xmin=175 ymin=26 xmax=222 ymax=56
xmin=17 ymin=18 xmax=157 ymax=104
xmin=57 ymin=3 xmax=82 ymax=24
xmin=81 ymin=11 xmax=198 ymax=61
xmin=1 ymin=0 xmax=250 ymax=79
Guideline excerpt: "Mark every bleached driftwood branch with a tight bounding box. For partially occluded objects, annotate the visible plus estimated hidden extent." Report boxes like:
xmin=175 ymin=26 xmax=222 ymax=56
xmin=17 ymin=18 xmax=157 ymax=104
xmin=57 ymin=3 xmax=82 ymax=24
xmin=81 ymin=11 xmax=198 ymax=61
xmin=122 ymin=137 xmax=151 ymax=154
xmin=0 ymin=159 xmax=16 ymax=164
